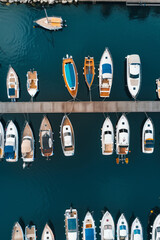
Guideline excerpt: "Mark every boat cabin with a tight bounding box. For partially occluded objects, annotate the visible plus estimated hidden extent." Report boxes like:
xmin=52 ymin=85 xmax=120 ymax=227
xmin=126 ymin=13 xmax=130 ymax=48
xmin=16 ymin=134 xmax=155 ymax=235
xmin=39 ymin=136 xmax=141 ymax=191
xmin=103 ymin=225 xmax=114 ymax=240
xmin=21 ymin=136 xmax=33 ymax=158
xmin=65 ymin=63 xmax=76 ymax=90
xmin=63 ymin=125 xmax=73 ymax=150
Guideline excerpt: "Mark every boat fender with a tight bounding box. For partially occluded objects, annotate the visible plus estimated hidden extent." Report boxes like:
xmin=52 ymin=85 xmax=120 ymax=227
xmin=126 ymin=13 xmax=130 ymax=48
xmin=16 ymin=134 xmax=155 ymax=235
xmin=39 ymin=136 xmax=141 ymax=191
xmin=116 ymin=158 xmax=119 ymax=164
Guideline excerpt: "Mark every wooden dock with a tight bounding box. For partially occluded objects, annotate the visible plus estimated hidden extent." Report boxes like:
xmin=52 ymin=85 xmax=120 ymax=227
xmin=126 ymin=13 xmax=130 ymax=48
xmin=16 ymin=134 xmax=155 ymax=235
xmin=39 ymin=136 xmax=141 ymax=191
xmin=0 ymin=101 xmax=160 ymax=113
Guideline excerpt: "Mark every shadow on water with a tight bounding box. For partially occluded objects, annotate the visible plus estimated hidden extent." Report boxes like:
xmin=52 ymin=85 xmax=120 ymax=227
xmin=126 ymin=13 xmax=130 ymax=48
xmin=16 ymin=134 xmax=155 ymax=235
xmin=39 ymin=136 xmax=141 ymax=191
xmin=115 ymin=210 xmax=122 ymax=223
xmin=48 ymin=220 xmax=56 ymax=238
xmin=100 ymin=3 xmax=114 ymax=18
xmin=147 ymin=207 xmax=160 ymax=240
xmin=19 ymin=217 xmax=25 ymax=233
xmin=129 ymin=212 xmax=135 ymax=228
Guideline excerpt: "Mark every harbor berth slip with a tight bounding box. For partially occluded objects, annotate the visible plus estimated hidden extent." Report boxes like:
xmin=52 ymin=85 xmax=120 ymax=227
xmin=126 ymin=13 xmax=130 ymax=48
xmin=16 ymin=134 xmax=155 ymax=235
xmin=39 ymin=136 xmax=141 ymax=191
xmin=0 ymin=101 xmax=160 ymax=113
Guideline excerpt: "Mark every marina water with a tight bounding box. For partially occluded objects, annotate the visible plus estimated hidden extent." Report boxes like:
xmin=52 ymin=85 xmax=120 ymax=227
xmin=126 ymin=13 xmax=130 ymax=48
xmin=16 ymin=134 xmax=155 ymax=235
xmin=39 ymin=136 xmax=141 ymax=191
xmin=0 ymin=3 xmax=160 ymax=239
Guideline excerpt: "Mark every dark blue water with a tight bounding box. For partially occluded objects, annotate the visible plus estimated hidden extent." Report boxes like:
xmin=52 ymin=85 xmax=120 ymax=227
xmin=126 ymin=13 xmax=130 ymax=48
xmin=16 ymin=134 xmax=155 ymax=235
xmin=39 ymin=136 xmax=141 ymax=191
xmin=0 ymin=3 xmax=160 ymax=240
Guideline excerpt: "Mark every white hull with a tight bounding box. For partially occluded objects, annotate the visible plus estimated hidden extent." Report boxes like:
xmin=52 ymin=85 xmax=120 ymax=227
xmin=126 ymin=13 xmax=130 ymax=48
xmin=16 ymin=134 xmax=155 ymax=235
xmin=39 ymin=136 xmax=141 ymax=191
xmin=142 ymin=118 xmax=154 ymax=154
xmin=117 ymin=214 xmax=128 ymax=240
xmin=65 ymin=208 xmax=79 ymax=240
xmin=0 ymin=121 xmax=4 ymax=159
xmin=83 ymin=212 xmax=96 ymax=240
xmin=41 ymin=224 xmax=54 ymax=240
xmin=101 ymin=117 xmax=114 ymax=155
xmin=126 ymin=54 xmax=141 ymax=99
xmin=116 ymin=114 xmax=130 ymax=155
xmin=5 ymin=121 xmax=18 ymax=162
xmin=131 ymin=218 xmax=143 ymax=240
xmin=99 ymin=48 xmax=113 ymax=98
xmin=151 ymin=214 xmax=160 ymax=240
xmin=100 ymin=211 xmax=115 ymax=240
xmin=6 ymin=66 xmax=19 ymax=100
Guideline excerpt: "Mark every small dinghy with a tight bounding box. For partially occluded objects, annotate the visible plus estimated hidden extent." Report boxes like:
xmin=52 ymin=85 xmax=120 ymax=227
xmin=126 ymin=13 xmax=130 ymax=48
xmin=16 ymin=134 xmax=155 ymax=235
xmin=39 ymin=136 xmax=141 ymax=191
xmin=6 ymin=66 xmax=19 ymax=101
xmin=41 ymin=224 xmax=55 ymax=240
xmin=100 ymin=211 xmax=115 ymax=240
xmin=83 ymin=212 xmax=96 ymax=240
xmin=151 ymin=214 xmax=160 ymax=240
xmin=27 ymin=70 xmax=38 ymax=98
xmin=21 ymin=122 xmax=34 ymax=168
xmin=60 ymin=115 xmax=75 ymax=156
xmin=83 ymin=56 xmax=95 ymax=89
xmin=99 ymin=48 xmax=113 ymax=98
xmin=65 ymin=207 xmax=79 ymax=240
xmin=116 ymin=114 xmax=130 ymax=164
xmin=101 ymin=117 xmax=114 ymax=155
xmin=62 ymin=54 xmax=78 ymax=99
xmin=0 ymin=121 xmax=4 ymax=159
xmin=35 ymin=8 xmax=63 ymax=31
xmin=5 ymin=120 xmax=18 ymax=162
xmin=126 ymin=54 xmax=141 ymax=99
xmin=117 ymin=214 xmax=128 ymax=240
xmin=12 ymin=222 xmax=24 ymax=240
xmin=156 ymin=78 xmax=160 ymax=99
xmin=142 ymin=118 xmax=154 ymax=154
xmin=39 ymin=116 xmax=53 ymax=158
xmin=25 ymin=225 xmax=36 ymax=240
xmin=131 ymin=218 xmax=143 ymax=240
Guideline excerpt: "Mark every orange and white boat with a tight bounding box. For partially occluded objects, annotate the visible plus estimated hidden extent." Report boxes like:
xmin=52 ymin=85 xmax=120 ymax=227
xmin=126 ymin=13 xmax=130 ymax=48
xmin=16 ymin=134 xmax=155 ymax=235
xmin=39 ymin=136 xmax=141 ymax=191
xmin=156 ymin=78 xmax=160 ymax=99
xmin=27 ymin=70 xmax=38 ymax=98
xmin=83 ymin=56 xmax=95 ymax=89
xmin=62 ymin=54 xmax=78 ymax=99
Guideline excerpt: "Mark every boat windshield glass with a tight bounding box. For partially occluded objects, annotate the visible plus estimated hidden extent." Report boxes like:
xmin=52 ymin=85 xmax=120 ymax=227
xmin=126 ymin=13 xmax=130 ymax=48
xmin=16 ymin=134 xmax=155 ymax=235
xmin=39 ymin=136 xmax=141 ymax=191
xmin=156 ymin=227 xmax=160 ymax=232
xmin=130 ymin=73 xmax=139 ymax=79
xmin=120 ymin=225 xmax=126 ymax=230
xmin=64 ymin=132 xmax=71 ymax=137
xmin=119 ymin=129 xmax=128 ymax=133
xmin=145 ymin=130 xmax=152 ymax=134
xmin=105 ymin=131 xmax=112 ymax=135
xmin=7 ymin=134 xmax=15 ymax=138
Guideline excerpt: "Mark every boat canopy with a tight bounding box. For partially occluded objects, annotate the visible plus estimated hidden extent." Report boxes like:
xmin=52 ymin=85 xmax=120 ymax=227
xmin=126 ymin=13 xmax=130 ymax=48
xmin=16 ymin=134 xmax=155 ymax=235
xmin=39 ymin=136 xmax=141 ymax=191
xmin=85 ymin=228 xmax=94 ymax=240
xmin=42 ymin=132 xmax=52 ymax=150
xmin=22 ymin=138 xmax=32 ymax=153
xmin=144 ymin=139 xmax=154 ymax=148
xmin=120 ymin=226 xmax=126 ymax=230
xmin=134 ymin=229 xmax=140 ymax=235
xmin=65 ymin=63 xmax=76 ymax=89
xmin=4 ymin=145 xmax=15 ymax=159
xmin=120 ymin=225 xmax=127 ymax=237
xmin=68 ymin=218 xmax=77 ymax=232
xmin=9 ymin=88 xmax=15 ymax=96
xmin=102 ymin=64 xmax=112 ymax=74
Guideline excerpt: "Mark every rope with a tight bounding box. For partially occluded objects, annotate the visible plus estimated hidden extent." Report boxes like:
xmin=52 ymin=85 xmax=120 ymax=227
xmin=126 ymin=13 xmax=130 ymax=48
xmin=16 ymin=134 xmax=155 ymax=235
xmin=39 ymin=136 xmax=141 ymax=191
xmin=144 ymin=112 xmax=149 ymax=118
xmin=89 ymin=88 xmax=92 ymax=102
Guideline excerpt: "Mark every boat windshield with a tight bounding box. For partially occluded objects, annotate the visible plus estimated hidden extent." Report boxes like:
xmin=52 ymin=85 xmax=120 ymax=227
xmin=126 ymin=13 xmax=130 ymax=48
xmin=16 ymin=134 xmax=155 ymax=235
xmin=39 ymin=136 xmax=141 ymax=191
xmin=105 ymin=131 xmax=112 ymax=135
xmin=120 ymin=226 xmax=126 ymax=230
xmin=64 ymin=132 xmax=71 ymax=137
xmin=156 ymin=227 xmax=160 ymax=232
xmin=134 ymin=229 xmax=140 ymax=235
xmin=145 ymin=130 xmax=152 ymax=134
xmin=130 ymin=73 xmax=139 ymax=79
xmin=119 ymin=129 xmax=128 ymax=133
xmin=7 ymin=134 xmax=15 ymax=138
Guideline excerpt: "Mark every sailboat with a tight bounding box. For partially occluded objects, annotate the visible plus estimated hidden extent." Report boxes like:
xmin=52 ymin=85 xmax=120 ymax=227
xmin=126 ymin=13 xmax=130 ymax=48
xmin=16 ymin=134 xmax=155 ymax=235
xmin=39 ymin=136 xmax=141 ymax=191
xmin=6 ymin=66 xmax=19 ymax=101
xmin=83 ymin=56 xmax=95 ymax=89
xmin=65 ymin=207 xmax=79 ymax=240
xmin=39 ymin=115 xmax=53 ymax=158
xmin=35 ymin=8 xmax=64 ymax=31
xmin=11 ymin=222 xmax=24 ymax=240
xmin=41 ymin=224 xmax=55 ymax=240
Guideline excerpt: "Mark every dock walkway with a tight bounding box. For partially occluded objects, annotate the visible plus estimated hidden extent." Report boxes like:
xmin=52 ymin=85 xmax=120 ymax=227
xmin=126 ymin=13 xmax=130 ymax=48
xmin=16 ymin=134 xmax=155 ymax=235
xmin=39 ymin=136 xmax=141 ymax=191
xmin=0 ymin=101 xmax=160 ymax=113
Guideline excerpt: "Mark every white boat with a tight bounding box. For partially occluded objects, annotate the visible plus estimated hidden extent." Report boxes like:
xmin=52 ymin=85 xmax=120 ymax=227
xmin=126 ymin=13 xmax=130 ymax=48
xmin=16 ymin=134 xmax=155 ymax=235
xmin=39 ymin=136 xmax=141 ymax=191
xmin=5 ymin=120 xmax=18 ymax=162
xmin=27 ymin=70 xmax=38 ymax=98
xmin=6 ymin=66 xmax=19 ymax=101
xmin=101 ymin=117 xmax=114 ymax=155
xmin=41 ymin=224 xmax=55 ymax=240
xmin=156 ymin=78 xmax=160 ymax=99
xmin=0 ymin=121 xmax=4 ymax=159
xmin=117 ymin=214 xmax=128 ymax=240
xmin=25 ymin=225 xmax=36 ymax=240
xmin=11 ymin=222 xmax=24 ymax=240
xmin=60 ymin=115 xmax=75 ymax=156
xmin=65 ymin=207 xmax=79 ymax=240
xmin=151 ymin=214 xmax=160 ymax=240
xmin=131 ymin=218 xmax=143 ymax=240
xmin=100 ymin=211 xmax=115 ymax=240
xmin=99 ymin=48 xmax=113 ymax=98
xmin=126 ymin=54 xmax=141 ymax=99
xmin=142 ymin=118 xmax=154 ymax=154
xmin=116 ymin=114 xmax=130 ymax=164
xmin=83 ymin=212 xmax=96 ymax=240
xmin=21 ymin=122 xmax=34 ymax=168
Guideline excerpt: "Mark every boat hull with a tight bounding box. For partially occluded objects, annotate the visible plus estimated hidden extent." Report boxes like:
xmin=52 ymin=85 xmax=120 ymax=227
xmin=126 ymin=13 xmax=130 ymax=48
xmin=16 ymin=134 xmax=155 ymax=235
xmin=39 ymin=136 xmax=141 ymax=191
xmin=12 ymin=222 xmax=24 ymax=240
xmin=84 ymin=56 xmax=95 ymax=89
xmin=100 ymin=211 xmax=115 ymax=240
xmin=117 ymin=214 xmax=128 ymax=240
xmin=35 ymin=16 xmax=63 ymax=31
xmin=142 ymin=118 xmax=154 ymax=153
xmin=41 ymin=224 xmax=54 ymax=240
xmin=151 ymin=214 xmax=160 ymax=240
xmin=0 ymin=121 xmax=4 ymax=159
xmin=101 ymin=117 xmax=114 ymax=155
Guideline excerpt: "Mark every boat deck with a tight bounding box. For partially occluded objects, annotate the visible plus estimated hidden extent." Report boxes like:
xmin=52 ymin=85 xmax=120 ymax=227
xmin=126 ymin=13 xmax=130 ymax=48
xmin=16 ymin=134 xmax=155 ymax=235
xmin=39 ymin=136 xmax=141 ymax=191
xmin=104 ymin=144 xmax=113 ymax=153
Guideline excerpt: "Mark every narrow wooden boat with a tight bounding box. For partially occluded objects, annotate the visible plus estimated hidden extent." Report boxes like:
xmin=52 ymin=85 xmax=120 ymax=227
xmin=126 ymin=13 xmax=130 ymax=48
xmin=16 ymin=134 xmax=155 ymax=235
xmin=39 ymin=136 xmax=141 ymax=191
xmin=6 ymin=66 xmax=19 ymax=101
xmin=100 ymin=211 xmax=115 ymax=240
xmin=0 ymin=121 xmax=4 ymax=159
xmin=156 ymin=78 xmax=160 ymax=99
xmin=25 ymin=225 xmax=36 ymax=240
xmin=27 ymin=70 xmax=38 ymax=98
xmin=35 ymin=8 xmax=63 ymax=31
xmin=101 ymin=117 xmax=114 ymax=155
xmin=83 ymin=56 xmax=95 ymax=89
xmin=41 ymin=224 xmax=54 ymax=240
xmin=21 ymin=122 xmax=34 ymax=168
xmin=83 ymin=212 xmax=96 ymax=240
xmin=99 ymin=48 xmax=113 ymax=98
xmin=5 ymin=120 xmax=18 ymax=162
xmin=39 ymin=116 xmax=53 ymax=158
xmin=12 ymin=222 xmax=24 ymax=240
xmin=131 ymin=218 xmax=143 ymax=240
xmin=60 ymin=115 xmax=75 ymax=156
xmin=142 ymin=118 xmax=154 ymax=154
xmin=62 ymin=54 xmax=78 ymax=99
xmin=65 ymin=207 xmax=79 ymax=240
